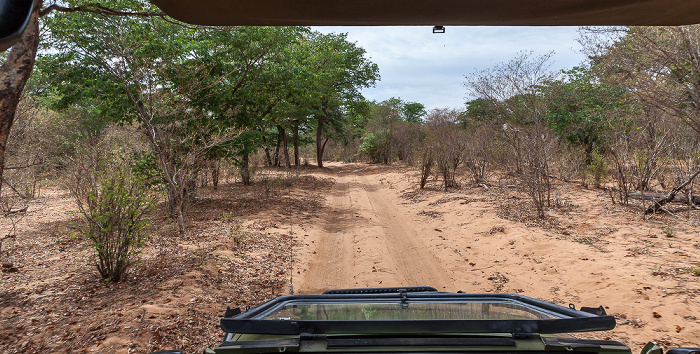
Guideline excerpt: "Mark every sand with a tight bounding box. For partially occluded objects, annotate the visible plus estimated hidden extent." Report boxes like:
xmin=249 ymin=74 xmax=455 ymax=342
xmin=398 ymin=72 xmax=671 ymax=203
xmin=296 ymin=162 xmax=699 ymax=351
xmin=1 ymin=161 xmax=698 ymax=352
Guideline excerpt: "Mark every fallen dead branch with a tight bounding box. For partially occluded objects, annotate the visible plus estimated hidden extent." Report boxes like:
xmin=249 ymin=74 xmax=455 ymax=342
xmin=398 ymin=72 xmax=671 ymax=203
xmin=2 ymin=204 xmax=28 ymax=216
xmin=628 ymin=191 xmax=700 ymax=205
xmin=644 ymin=169 xmax=700 ymax=215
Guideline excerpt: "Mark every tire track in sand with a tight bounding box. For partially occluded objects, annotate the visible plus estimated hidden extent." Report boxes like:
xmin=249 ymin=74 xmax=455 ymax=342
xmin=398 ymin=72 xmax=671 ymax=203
xmin=296 ymin=171 xmax=356 ymax=293
xmin=296 ymin=166 xmax=452 ymax=294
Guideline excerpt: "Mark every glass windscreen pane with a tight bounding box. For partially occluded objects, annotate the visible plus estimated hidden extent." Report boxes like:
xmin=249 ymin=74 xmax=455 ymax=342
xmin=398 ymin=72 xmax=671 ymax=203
xmin=263 ymin=302 xmax=554 ymax=321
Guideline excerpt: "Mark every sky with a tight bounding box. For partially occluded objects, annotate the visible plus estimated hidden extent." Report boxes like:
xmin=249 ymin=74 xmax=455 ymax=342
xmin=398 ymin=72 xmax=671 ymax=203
xmin=312 ymin=26 xmax=589 ymax=112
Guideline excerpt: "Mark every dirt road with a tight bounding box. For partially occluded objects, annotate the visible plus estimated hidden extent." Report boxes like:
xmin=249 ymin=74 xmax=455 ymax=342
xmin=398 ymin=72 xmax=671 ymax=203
xmin=293 ymin=162 xmax=700 ymax=350
xmin=296 ymin=164 xmax=453 ymax=293
xmin=1 ymin=162 xmax=698 ymax=352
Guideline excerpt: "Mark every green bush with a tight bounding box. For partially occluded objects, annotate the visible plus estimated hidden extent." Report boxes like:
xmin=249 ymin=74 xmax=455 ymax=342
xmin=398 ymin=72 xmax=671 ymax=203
xmin=358 ymin=132 xmax=379 ymax=160
xmin=586 ymin=149 xmax=608 ymax=188
xmin=70 ymin=153 xmax=156 ymax=282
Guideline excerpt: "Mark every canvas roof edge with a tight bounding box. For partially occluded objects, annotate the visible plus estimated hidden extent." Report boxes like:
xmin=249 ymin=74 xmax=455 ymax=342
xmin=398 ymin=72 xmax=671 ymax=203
xmin=149 ymin=0 xmax=700 ymax=27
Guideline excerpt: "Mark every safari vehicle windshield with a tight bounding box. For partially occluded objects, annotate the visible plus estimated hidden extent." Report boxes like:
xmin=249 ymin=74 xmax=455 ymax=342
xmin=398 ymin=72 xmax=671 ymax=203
xmin=208 ymin=288 xmax=625 ymax=354
xmin=260 ymin=301 xmax=553 ymax=321
xmin=222 ymin=290 xmax=613 ymax=335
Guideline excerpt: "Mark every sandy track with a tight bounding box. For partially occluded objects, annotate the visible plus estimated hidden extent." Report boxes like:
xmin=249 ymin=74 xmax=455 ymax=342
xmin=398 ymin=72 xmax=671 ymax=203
xmin=292 ymin=162 xmax=700 ymax=351
xmin=296 ymin=165 xmax=452 ymax=294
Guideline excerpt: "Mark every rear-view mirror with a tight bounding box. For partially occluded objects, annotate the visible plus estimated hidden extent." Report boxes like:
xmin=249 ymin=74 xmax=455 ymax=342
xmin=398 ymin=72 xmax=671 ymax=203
xmin=0 ymin=0 xmax=34 ymax=52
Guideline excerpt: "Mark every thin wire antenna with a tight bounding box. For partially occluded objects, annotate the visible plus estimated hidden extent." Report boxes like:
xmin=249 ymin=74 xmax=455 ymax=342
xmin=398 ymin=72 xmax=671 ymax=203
xmin=288 ymin=172 xmax=295 ymax=295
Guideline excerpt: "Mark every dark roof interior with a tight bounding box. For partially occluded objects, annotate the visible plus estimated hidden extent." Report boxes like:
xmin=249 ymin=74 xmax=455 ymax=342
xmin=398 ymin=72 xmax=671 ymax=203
xmin=150 ymin=0 xmax=700 ymax=26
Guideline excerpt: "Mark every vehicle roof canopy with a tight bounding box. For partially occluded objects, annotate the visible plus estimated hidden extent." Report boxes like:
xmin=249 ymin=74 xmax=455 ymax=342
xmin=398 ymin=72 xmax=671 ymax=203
xmin=151 ymin=0 xmax=700 ymax=26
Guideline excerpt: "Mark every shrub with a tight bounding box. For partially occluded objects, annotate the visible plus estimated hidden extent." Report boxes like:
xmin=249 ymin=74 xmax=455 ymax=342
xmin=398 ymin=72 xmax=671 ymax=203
xmin=586 ymin=148 xmax=608 ymax=188
xmin=69 ymin=151 xmax=156 ymax=282
xmin=418 ymin=148 xmax=434 ymax=189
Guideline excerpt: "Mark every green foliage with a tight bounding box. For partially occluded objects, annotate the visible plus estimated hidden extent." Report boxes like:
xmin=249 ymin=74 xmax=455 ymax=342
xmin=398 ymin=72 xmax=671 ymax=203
xmin=358 ymin=131 xmax=390 ymax=163
xmin=586 ymin=148 xmax=608 ymax=188
xmin=357 ymin=98 xmax=425 ymax=164
xmin=661 ymin=226 xmax=675 ymax=238
xmin=402 ymin=102 xmax=427 ymax=124
xmin=542 ymin=66 xmax=630 ymax=158
xmin=129 ymin=151 xmax=165 ymax=189
xmin=70 ymin=153 xmax=156 ymax=282
xmin=461 ymin=98 xmax=498 ymax=128
xmin=573 ymin=237 xmax=594 ymax=245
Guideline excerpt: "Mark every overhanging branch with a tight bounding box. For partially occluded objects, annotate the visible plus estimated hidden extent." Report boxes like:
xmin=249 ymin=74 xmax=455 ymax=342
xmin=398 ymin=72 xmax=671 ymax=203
xmin=39 ymin=3 xmax=232 ymax=30
xmin=40 ymin=4 xmax=166 ymax=18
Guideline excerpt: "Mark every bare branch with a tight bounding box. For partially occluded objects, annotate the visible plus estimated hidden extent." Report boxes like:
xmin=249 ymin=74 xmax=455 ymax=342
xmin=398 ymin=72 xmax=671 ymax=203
xmin=40 ymin=3 xmax=165 ymax=18
xmin=39 ymin=3 xmax=235 ymax=31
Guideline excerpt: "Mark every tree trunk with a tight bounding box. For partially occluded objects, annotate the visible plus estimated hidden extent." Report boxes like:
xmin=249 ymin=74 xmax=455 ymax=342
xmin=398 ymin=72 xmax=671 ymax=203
xmin=278 ymin=125 xmax=290 ymax=168
xmin=175 ymin=193 xmax=186 ymax=237
xmin=689 ymin=180 xmax=697 ymax=209
xmin=264 ymin=146 xmax=272 ymax=166
xmin=274 ymin=128 xmax=282 ymax=167
xmin=165 ymin=183 xmax=187 ymax=236
xmin=241 ymin=151 xmax=251 ymax=185
xmin=212 ymin=162 xmax=219 ymax=189
xmin=645 ymin=169 xmax=700 ymax=214
xmin=0 ymin=3 xmax=40 ymax=198
xmin=261 ymin=134 xmax=272 ymax=166
xmin=316 ymin=115 xmax=325 ymax=168
xmin=293 ymin=124 xmax=300 ymax=166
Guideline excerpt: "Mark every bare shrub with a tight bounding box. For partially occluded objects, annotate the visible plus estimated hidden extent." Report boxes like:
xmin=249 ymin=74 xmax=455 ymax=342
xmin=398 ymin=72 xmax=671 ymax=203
xmin=581 ymin=26 xmax=700 ymax=208
xmin=606 ymin=109 xmax=675 ymax=203
xmin=667 ymin=128 xmax=700 ymax=209
xmin=551 ymin=144 xmax=587 ymax=184
xmin=463 ymin=123 xmax=497 ymax=184
xmin=424 ymin=108 xmax=466 ymax=190
xmin=506 ymin=123 xmax=557 ymax=217
xmin=2 ymin=94 xmax=66 ymax=202
xmin=465 ymin=52 xmax=559 ymax=218
xmin=607 ymin=138 xmax=634 ymax=205
xmin=393 ymin=121 xmax=422 ymax=164
xmin=418 ymin=148 xmax=434 ymax=189
xmin=630 ymin=111 xmax=674 ymax=192
xmin=324 ymin=139 xmax=362 ymax=163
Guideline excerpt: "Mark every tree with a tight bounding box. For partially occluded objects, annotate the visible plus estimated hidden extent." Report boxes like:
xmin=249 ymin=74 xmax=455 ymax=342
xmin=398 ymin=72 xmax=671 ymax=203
xmin=581 ymin=26 xmax=700 ymax=204
xmin=1 ymin=0 xmax=167 ymax=199
xmin=177 ymin=26 xmax=308 ymax=178
xmin=542 ymin=66 xmax=629 ymax=161
xmin=39 ymin=4 xmax=254 ymax=236
xmin=358 ymin=98 xmax=425 ymax=164
xmin=462 ymin=98 xmax=499 ymax=126
xmin=402 ymin=102 xmax=427 ymax=124
xmin=0 ymin=0 xmax=39 ymax=200
xmin=301 ymin=32 xmax=379 ymax=167
xmin=598 ymin=26 xmax=700 ymax=135
xmin=465 ymin=51 xmax=558 ymax=218
xmin=360 ymin=99 xmax=402 ymax=163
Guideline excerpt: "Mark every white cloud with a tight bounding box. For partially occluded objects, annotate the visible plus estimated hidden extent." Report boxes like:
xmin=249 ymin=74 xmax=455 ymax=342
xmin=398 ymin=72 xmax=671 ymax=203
xmin=312 ymin=26 xmax=587 ymax=111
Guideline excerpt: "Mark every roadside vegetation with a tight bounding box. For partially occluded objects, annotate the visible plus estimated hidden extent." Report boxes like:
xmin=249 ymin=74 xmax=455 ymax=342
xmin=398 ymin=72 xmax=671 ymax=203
xmin=0 ymin=1 xmax=699 ymax=352
xmin=3 ymin=0 xmax=699 ymax=291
